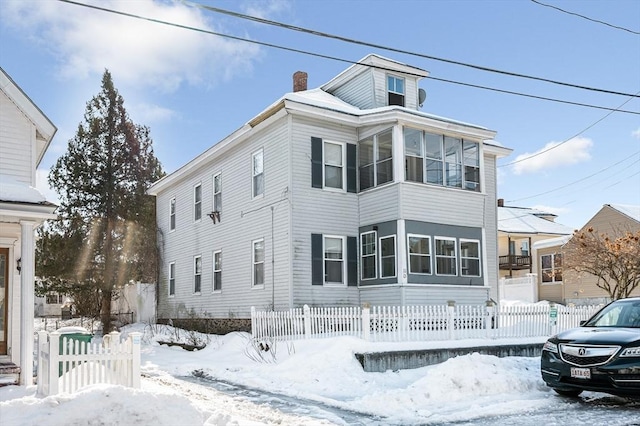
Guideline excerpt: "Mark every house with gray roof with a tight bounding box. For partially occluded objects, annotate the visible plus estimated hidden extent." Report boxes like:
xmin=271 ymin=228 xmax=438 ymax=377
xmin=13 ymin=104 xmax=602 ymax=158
xmin=147 ymin=54 xmax=512 ymax=329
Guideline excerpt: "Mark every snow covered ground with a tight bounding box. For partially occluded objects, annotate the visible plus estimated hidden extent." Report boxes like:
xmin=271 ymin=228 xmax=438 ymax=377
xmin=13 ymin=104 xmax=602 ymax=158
xmin=1 ymin=323 xmax=638 ymax=425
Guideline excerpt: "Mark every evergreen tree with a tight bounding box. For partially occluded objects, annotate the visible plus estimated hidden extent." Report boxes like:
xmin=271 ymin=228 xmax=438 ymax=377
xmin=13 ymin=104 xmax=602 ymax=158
xmin=36 ymin=70 xmax=164 ymax=332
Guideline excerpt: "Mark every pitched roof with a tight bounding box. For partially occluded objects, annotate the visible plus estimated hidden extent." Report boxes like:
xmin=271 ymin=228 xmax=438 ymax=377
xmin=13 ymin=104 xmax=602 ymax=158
xmin=0 ymin=67 xmax=57 ymax=166
xmin=608 ymin=204 xmax=640 ymax=223
xmin=498 ymin=206 xmax=574 ymax=235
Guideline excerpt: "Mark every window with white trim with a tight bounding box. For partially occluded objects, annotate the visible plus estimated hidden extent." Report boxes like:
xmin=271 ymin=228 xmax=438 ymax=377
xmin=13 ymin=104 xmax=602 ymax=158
xmin=404 ymin=127 xmax=481 ymax=192
xmin=194 ymin=184 xmax=202 ymax=221
xmin=360 ymin=231 xmax=377 ymax=280
xmin=169 ymin=262 xmax=175 ymax=296
xmin=253 ymin=239 xmax=264 ymax=286
xmin=435 ymin=237 xmax=457 ymax=276
xmin=323 ymin=141 xmax=345 ymax=190
xmin=324 ymin=236 xmax=345 ymax=285
xmin=213 ymin=250 xmax=222 ymax=291
xmin=194 ymin=256 xmax=202 ymax=293
xmin=359 ymin=129 xmax=393 ymax=191
xmin=387 ymin=75 xmax=405 ymax=106
xmin=252 ymin=149 xmax=264 ymax=198
xmin=541 ymin=253 xmax=563 ymax=283
xmin=380 ymin=235 xmax=396 ymax=278
xmin=213 ymin=173 xmax=221 ymax=215
xmin=169 ymin=197 xmax=176 ymax=231
xmin=460 ymin=239 xmax=481 ymax=277
xmin=408 ymin=234 xmax=431 ymax=274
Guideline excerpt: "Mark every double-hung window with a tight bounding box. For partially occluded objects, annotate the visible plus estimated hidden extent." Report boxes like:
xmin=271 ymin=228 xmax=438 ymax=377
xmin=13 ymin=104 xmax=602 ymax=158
xmin=358 ymin=129 xmax=393 ymax=191
xmin=435 ymin=237 xmax=457 ymax=276
xmin=541 ymin=253 xmax=563 ymax=283
xmin=444 ymin=136 xmax=463 ymax=188
xmin=425 ymin=132 xmax=444 ymax=185
xmin=213 ymin=250 xmax=222 ymax=291
xmin=252 ymin=239 xmax=264 ymax=286
xmin=360 ymin=231 xmax=377 ymax=280
xmin=213 ymin=173 xmax=222 ymax=214
xmin=324 ymin=141 xmax=345 ymax=190
xmin=169 ymin=197 xmax=176 ymax=231
xmin=194 ymin=184 xmax=202 ymax=221
xmin=408 ymin=234 xmax=431 ymax=274
xmin=168 ymin=262 xmax=175 ymax=296
xmin=387 ymin=75 xmax=405 ymax=106
xmin=460 ymin=239 xmax=481 ymax=276
xmin=379 ymin=235 xmax=396 ymax=278
xmin=463 ymin=142 xmax=480 ymax=191
xmin=194 ymin=256 xmax=202 ymax=293
xmin=404 ymin=128 xmax=423 ymax=182
xmin=324 ymin=236 xmax=345 ymax=285
xmin=252 ymin=149 xmax=264 ymax=198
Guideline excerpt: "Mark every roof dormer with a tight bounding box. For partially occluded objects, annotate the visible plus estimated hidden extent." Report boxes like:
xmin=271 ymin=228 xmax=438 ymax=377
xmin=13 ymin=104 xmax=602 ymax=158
xmin=321 ymin=54 xmax=429 ymax=111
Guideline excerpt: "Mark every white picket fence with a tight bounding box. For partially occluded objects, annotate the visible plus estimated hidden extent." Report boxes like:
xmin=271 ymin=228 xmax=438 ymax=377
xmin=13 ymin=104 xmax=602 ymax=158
xmin=251 ymin=303 xmax=602 ymax=342
xmin=37 ymin=330 xmax=142 ymax=396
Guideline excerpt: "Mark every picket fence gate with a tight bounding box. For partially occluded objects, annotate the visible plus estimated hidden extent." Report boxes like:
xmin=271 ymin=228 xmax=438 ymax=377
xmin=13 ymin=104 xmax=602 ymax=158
xmin=37 ymin=330 xmax=141 ymax=396
xmin=251 ymin=303 xmax=602 ymax=342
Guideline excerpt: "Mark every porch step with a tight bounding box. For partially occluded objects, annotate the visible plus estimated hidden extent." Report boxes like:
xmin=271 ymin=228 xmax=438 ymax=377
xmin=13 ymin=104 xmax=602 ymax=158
xmin=0 ymin=362 xmax=20 ymax=387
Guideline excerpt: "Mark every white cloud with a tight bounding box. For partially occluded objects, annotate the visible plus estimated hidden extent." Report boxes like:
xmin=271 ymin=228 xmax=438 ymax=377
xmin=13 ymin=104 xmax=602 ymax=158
xmin=131 ymin=102 xmax=178 ymax=124
xmin=632 ymin=128 xmax=640 ymax=139
xmin=1 ymin=0 xmax=262 ymax=91
xmin=510 ymin=137 xmax=593 ymax=175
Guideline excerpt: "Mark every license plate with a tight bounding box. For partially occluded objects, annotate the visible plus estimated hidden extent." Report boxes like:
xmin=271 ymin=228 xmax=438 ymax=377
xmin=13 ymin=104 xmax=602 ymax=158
xmin=570 ymin=367 xmax=591 ymax=379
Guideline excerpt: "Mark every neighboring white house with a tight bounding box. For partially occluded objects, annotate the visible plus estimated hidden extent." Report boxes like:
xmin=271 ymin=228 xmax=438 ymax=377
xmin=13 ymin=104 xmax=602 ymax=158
xmin=147 ymin=54 xmax=512 ymax=329
xmin=0 ymin=67 xmax=57 ymax=385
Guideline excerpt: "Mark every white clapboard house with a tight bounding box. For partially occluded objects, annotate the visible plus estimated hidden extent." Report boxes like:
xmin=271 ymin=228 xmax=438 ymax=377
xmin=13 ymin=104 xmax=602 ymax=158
xmin=147 ymin=54 xmax=512 ymax=326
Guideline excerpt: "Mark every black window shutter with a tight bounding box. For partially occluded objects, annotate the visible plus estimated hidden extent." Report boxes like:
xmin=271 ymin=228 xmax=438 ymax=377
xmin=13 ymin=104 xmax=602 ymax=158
xmin=311 ymin=137 xmax=323 ymax=188
xmin=347 ymin=236 xmax=357 ymax=286
xmin=346 ymin=143 xmax=356 ymax=193
xmin=311 ymin=233 xmax=323 ymax=285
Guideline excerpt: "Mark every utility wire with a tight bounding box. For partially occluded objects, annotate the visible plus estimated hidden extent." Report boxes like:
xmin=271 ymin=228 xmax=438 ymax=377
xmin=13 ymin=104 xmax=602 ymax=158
xmin=499 ymin=91 xmax=640 ymax=168
xmin=184 ymin=0 xmax=640 ymax=98
xmin=531 ymin=0 xmax=640 ymax=35
xmin=57 ymin=0 xmax=640 ymax=115
xmin=506 ymin=151 xmax=640 ymax=203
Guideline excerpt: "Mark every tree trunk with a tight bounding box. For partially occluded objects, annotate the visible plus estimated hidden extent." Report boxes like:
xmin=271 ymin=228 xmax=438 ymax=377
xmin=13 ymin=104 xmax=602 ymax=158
xmin=100 ymin=289 xmax=112 ymax=334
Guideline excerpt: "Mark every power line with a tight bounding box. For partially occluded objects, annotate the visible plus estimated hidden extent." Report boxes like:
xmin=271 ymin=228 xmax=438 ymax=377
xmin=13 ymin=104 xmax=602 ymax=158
xmin=57 ymin=0 xmax=640 ymax=116
xmin=183 ymin=0 xmax=640 ymax=98
xmin=530 ymin=0 xmax=640 ymax=35
xmin=499 ymin=91 xmax=640 ymax=168
xmin=506 ymin=151 xmax=640 ymax=203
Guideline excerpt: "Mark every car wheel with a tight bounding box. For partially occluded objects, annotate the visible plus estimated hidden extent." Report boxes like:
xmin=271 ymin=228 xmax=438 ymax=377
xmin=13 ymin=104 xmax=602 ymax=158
xmin=554 ymin=388 xmax=583 ymax=397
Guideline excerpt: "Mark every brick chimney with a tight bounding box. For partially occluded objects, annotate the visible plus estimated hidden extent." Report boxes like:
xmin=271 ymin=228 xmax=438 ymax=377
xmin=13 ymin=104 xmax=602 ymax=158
xmin=293 ymin=71 xmax=307 ymax=92
xmin=497 ymin=198 xmax=504 ymax=207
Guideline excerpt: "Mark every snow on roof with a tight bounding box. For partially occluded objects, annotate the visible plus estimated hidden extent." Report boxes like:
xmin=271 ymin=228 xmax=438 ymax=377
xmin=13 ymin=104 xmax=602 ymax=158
xmin=532 ymin=234 xmax=572 ymax=250
xmin=0 ymin=174 xmax=47 ymax=204
xmin=498 ymin=206 xmax=574 ymax=235
xmin=608 ymin=204 xmax=640 ymax=223
xmin=282 ymin=88 xmax=490 ymax=130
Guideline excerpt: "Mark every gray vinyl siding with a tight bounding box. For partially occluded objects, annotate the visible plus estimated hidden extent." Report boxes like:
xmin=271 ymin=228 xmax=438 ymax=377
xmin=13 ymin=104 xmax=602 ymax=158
xmin=290 ymin=116 xmax=360 ymax=307
xmin=482 ymin=154 xmax=498 ymax=300
xmin=359 ymin=286 xmax=402 ymax=306
xmin=156 ymin=118 xmax=292 ymax=319
xmin=0 ymin=90 xmax=34 ymax=185
xmin=358 ymin=184 xmax=400 ymax=225
xmin=330 ymin=69 xmax=375 ymax=110
xmin=404 ymin=285 xmax=490 ymax=305
xmin=400 ymin=184 xmax=486 ymax=228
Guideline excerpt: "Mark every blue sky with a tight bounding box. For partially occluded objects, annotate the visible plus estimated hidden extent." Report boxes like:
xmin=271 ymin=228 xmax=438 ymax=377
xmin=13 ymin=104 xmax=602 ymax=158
xmin=1 ymin=0 xmax=639 ymax=229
